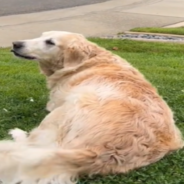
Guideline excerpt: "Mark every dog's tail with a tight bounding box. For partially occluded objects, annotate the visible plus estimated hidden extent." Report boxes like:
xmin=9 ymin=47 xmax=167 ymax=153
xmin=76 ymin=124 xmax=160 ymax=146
xmin=0 ymin=141 xmax=100 ymax=183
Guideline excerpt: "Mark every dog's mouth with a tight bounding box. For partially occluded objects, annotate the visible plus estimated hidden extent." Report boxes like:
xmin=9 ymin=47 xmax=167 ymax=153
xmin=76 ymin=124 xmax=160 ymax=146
xmin=11 ymin=50 xmax=37 ymax=60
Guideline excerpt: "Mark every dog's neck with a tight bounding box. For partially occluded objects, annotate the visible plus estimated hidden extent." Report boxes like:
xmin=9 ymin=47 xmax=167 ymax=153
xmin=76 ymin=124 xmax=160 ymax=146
xmin=46 ymin=58 xmax=98 ymax=90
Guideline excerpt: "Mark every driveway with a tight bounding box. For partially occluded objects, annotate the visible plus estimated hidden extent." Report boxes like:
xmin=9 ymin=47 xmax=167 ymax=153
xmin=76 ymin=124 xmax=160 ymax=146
xmin=0 ymin=0 xmax=184 ymax=47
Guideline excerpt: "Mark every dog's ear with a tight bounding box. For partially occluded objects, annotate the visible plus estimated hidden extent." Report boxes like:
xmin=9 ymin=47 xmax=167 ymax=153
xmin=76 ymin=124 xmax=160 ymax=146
xmin=63 ymin=40 xmax=97 ymax=68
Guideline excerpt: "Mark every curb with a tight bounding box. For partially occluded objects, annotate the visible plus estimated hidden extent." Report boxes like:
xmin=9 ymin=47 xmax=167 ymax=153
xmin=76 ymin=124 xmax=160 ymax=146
xmin=123 ymin=31 xmax=184 ymax=38
xmin=100 ymin=36 xmax=184 ymax=44
xmin=108 ymin=31 xmax=184 ymax=44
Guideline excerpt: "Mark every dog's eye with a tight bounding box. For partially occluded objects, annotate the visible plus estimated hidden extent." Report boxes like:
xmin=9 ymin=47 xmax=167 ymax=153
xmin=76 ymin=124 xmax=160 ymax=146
xmin=45 ymin=39 xmax=55 ymax=46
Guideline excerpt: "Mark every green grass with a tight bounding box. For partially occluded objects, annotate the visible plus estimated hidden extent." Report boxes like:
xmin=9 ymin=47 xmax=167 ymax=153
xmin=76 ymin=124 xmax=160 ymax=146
xmin=130 ymin=27 xmax=184 ymax=35
xmin=0 ymin=50 xmax=48 ymax=138
xmin=1 ymin=39 xmax=184 ymax=183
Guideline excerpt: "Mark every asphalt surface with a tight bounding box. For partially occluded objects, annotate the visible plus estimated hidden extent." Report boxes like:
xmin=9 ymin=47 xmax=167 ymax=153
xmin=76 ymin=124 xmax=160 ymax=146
xmin=0 ymin=0 xmax=109 ymax=16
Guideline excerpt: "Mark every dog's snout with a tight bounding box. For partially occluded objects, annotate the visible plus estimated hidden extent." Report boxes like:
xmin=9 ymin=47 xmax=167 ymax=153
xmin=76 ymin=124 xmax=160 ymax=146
xmin=13 ymin=41 xmax=24 ymax=49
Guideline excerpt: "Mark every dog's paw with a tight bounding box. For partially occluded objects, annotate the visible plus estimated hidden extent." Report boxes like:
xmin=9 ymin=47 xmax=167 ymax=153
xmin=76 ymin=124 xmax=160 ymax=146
xmin=8 ymin=128 xmax=28 ymax=142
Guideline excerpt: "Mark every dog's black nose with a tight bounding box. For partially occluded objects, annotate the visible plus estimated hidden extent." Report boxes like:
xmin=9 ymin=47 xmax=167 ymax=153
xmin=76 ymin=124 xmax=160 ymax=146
xmin=13 ymin=41 xmax=24 ymax=49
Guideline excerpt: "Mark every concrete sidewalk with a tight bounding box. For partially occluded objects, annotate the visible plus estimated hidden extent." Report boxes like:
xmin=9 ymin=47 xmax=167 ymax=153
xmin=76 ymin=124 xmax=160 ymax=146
xmin=0 ymin=0 xmax=184 ymax=47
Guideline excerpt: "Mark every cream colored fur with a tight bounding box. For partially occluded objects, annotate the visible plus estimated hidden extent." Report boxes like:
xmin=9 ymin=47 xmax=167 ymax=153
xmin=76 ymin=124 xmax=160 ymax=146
xmin=1 ymin=31 xmax=183 ymax=183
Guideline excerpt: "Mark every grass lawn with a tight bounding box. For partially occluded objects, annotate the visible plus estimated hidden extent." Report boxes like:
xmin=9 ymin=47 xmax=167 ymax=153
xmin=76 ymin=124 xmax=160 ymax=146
xmin=1 ymin=39 xmax=184 ymax=184
xmin=130 ymin=27 xmax=184 ymax=36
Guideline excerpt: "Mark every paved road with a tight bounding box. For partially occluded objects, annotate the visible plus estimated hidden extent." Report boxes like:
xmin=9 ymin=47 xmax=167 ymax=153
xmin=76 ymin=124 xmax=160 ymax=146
xmin=0 ymin=0 xmax=109 ymax=16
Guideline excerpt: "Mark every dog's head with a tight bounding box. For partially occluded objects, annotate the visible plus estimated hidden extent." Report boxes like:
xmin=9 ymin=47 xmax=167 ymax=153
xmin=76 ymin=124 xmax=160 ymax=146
xmin=11 ymin=31 xmax=98 ymax=76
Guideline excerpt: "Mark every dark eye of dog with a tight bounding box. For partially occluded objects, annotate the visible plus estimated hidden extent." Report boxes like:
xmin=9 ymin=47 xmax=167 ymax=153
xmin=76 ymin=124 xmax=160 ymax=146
xmin=45 ymin=39 xmax=55 ymax=46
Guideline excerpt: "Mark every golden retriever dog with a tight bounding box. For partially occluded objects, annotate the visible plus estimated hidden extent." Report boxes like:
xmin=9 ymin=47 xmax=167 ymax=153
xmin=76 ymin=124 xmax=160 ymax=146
xmin=0 ymin=31 xmax=183 ymax=184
